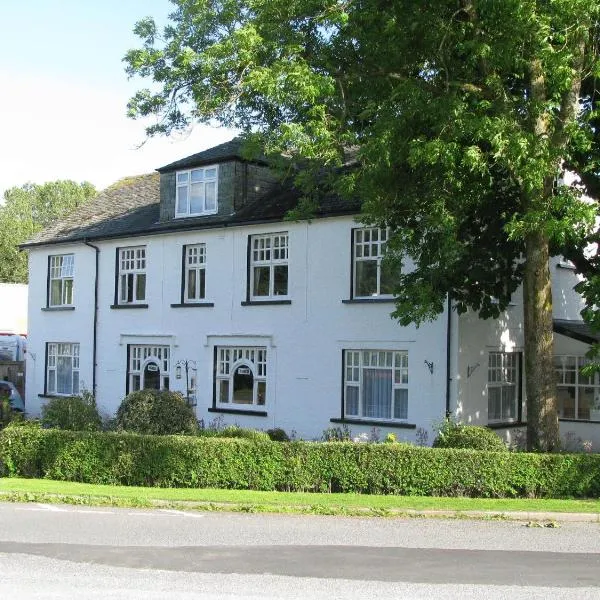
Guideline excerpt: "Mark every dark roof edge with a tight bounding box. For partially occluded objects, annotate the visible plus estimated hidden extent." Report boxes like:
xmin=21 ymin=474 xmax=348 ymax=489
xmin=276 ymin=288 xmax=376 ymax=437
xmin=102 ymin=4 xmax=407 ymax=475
xmin=553 ymin=320 xmax=597 ymax=345
xmin=156 ymin=154 xmax=269 ymax=173
xmin=20 ymin=209 xmax=360 ymax=249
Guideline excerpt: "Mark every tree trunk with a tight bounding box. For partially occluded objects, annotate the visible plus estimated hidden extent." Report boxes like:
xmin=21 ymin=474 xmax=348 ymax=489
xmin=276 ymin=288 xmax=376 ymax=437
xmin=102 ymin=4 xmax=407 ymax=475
xmin=523 ymin=230 xmax=559 ymax=451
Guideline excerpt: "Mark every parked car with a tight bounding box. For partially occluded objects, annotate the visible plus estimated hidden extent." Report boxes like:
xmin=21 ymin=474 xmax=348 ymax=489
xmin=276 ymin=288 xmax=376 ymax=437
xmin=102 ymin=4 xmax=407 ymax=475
xmin=0 ymin=380 xmax=24 ymax=412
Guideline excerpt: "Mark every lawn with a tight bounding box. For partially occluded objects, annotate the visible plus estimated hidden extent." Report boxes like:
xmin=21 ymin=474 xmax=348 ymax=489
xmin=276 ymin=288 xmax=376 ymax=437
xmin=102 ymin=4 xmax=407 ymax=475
xmin=1 ymin=477 xmax=599 ymax=518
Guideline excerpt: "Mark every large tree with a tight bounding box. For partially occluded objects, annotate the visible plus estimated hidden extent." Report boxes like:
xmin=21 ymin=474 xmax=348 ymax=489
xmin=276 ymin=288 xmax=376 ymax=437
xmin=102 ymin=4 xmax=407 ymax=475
xmin=125 ymin=0 xmax=600 ymax=450
xmin=0 ymin=180 xmax=96 ymax=283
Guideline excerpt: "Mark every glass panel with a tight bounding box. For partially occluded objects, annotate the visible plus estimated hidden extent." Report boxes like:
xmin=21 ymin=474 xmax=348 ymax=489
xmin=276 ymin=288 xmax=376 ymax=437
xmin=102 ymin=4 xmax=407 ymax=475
xmin=379 ymin=258 xmax=396 ymax=295
xmin=219 ymin=380 xmax=229 ymax=403
xmin=362 ymin=368 xmax=392 ymax=418
xmin=233 ymin=366 xmax=254 ymax=404
xmin=205 ymin=168 xmax=217 ymax=179
xmin=187 ymin=269 xmax=197 ymax=300
xmin=190 ymin=169 xmax=204 ymax=182
xmin=143 ymin=363 xmax=161 ymax=390
xmin=132 ymin=374 xmax=141 ymax=392
xmin=393 ymin=388 xmax=408 ymax=419
xmin=205 ymin=181 xmax=216 ymax=211
xmin=50 ymin=280 xmax=62 ymax=305
xmin=346 ymin=386 xmax=359 ymax=416
xmin=190 ymin=182 xmax=204 ymax=213
xmin=488 ymin=387 xmax=501 ymax=421
xmin=48 ymin=370 xmax=56 ymax=393
xmin=177 ymin=172 xmax=188 ymax=184
xmin=579 ymin=387 xmax=594 ymax=420
xmin=557 ymin=387 xmax=576 ymax=419
xmin=273 ymin=265 xmax=288 ymax=296
xmin=63 ymin=279 xmax=73 ymax=304
xmin=56 ymin=356 xmax=72 ymax=395
xmin=253 ymin=266 xmax=270 ymax=297
xmin=136 ymin=274 xmax=146 ymax=301
xmin=199 ymin=269 xmax=206 ymax=299
xmin=501 ymin=386 xmax=516 ymax=420
xmin=176 ymin=186 xmax=188 ymax=214
xmin=73 ymin=370 xmax=80 ymax=395
xmin=355 ymin=260 xmax=378 ymax=297
xmin=257 ymin=381 xmax=266 ymax=406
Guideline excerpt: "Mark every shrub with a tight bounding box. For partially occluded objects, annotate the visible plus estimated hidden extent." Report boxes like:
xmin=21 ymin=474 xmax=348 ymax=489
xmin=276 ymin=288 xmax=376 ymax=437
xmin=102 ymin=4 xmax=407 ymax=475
xmin=41 ymin=392 xmax=102 ymax=432
xmin=433 ymin=420 xmax=507 ymax=452
xmin=266 ymin=428 xmax=290 ymax=442
xmin=198 ymin=424 xmax=270 ymax=441
xmin=116 ymin=389 xmax=198 ymax=435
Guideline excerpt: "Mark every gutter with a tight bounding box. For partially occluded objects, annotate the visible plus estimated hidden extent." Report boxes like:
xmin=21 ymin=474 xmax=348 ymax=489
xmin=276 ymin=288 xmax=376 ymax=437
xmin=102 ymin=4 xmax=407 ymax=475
xmin=83 ymin=239 xmax=100 ymax=398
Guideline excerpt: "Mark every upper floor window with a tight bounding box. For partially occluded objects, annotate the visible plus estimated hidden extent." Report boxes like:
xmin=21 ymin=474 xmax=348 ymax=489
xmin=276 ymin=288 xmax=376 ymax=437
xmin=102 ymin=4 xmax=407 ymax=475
xmin=118 ymin=246 xmax=146 ymax=305
xmin=249 ymin=232 xmax=289 ymax=300
xmin=488 ymin=352 xmax=520 ymax=423
xmin=47 ymin=342 xmax=80 ymax=396
xmin=352 ymin=227 xmax=395 ymax=298
xmin=48 ymin=254 xmax=74 ymax=306
xmin=216 ymin=346 xmax=267 ymax=409
xmin=184 ymin=244 xmax=206 ymax=302
xmin=344 ymin=350 xmax=408 ymax=421
xmin=555 ymin=355 xmax=599 ymax=421
xmin=176 ymin=165 xmax=218 ymax=217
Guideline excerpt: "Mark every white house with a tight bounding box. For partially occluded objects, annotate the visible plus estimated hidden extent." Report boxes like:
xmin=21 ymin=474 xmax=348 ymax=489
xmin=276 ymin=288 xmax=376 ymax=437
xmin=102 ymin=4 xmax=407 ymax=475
xmin=21 ymin=139 xmax=600 ymax=445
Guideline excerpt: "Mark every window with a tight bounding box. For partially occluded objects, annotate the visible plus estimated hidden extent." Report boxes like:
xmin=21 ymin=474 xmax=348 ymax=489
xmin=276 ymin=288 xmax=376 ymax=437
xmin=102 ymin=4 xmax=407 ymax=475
xmin=488 ymin=352 xmax=520 ymax=422
xmin=184 ymin=244 xmax=206 ymax=302
xmin=48 ymin=254 xmax=74 ymax=306
xmin=118 ymin=246 xmax=146 ymax=305
xmin=216 ymin=346 xmax=267 ymax=408
xmin=344 ymin=350 xmax=408 ymax=421
xmin=249 ymin=233 xmax=289 ymax=300
xmin=128 ymin=345 xmax=170 ymax=393
xmin=47 ymin=343 xmax=80 ymax=395
xmin=352 ymin=227 xmax=395 ymax=298
xmin=176 ymin=165 xmax=218 ymax=217
xmin=555 ymin=355 xmax=599 ymax=420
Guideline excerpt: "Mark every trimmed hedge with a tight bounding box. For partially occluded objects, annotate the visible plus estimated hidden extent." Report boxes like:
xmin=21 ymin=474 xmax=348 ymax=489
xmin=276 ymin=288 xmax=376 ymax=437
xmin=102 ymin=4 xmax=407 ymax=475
xmin=2 ymin=426 xmax=600 ymax=497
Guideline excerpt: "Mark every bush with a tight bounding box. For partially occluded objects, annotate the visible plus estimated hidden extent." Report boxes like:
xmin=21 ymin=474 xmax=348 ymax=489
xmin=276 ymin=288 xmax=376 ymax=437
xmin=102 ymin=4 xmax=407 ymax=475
xmin=433 ymin=421 xmax=507 ymax=452
xmin=41 ymin=393 xmax=102 ymax=432
xmin=266 ymin=428 xmax=290 ymax=442
xmin=198 ymin=424 xmax=271 ymax=441
xmin=116 ymin=389 xmax=198 ymax=435
xmin=3 ymin=427 xmax=600 ymax=497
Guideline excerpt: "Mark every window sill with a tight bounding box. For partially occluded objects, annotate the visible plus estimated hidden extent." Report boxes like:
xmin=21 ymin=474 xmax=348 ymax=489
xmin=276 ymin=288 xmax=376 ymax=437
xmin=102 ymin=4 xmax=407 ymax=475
xmin=342 ymin=297 xmax=395 ymax=304
xmin=175 ymin=211 xmax=218 ymax=219
xmin=38 ymin=393 xmax=76 ymax=399
xmin=559 ymin=417 xmax=600 ymax=424
xmin=487 ymin=421 xmax=526 ymax=430
xmin=110 ymin=304 xmax=149 ymax=309
xmin=330 ymin=418 xmax=416 ymax=429
xmin=208 ymin=407 xmax=268 ymax=417
xmin=171 ymin=302 xmax=215 ymax=308
xmin=241 ymin=300 xmax=292 ymax=306
xmin=41 ymin=306 xmax=75 ymax=312
xmin=556 ymin=262 xmax=576 ymax=271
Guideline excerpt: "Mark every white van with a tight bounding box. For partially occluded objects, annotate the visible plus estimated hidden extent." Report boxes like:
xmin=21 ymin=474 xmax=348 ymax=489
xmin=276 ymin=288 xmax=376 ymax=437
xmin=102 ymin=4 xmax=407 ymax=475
xmin=0 ymin=333 xmax=27 ymax=362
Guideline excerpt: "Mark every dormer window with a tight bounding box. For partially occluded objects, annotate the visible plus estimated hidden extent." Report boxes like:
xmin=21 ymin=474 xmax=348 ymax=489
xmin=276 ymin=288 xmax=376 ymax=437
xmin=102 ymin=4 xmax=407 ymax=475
xmin=175 ymin=165 xmax=218 ymax=217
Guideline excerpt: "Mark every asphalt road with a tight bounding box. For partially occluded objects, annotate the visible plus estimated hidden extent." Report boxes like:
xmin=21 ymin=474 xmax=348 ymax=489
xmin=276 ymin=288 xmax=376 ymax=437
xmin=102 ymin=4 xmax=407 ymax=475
xmin=1 ymin=502 xmax=600 ymax=599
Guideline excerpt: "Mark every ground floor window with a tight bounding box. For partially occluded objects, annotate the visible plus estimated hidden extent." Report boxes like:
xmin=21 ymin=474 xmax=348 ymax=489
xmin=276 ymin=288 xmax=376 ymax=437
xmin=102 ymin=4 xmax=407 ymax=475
xmin=215 ymin=346 xmax=267 ymax=408
xmin=487 ymin=352 xmax=520 ymax=422
xmin=554 ymin=355 xmax=599 ymax=421
xmin=344 ymin=350 xmax=408 ymax=421
xmin=47 ymin=342 xmax=80 ymax=396
xmin=128 ymin=345 xmax=170 ymax=393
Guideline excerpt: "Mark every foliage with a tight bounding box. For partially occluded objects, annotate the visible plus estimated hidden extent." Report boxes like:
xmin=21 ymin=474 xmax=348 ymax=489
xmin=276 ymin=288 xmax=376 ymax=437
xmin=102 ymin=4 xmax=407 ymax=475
xmin=41 ymin=392 xmax=102 ymax=432
xmin=198 ymin=424 xmax=271 ymax=441
xmin=2 ymin=427 xmax=600 ymax=498
xmin=0 ymin=180 xmax=96 ymax=283
xmin=125 ymin=1 xmax=600 ymax=451
xmin=116 ymin=389 xmax=198 ymax=435
xmin=321 ymin=425 xmax=352 ymax=442
xmin=266 ymin=427 xmax=290 ymax=442
xmin=433 ymin=420 xmax=507 ymax=452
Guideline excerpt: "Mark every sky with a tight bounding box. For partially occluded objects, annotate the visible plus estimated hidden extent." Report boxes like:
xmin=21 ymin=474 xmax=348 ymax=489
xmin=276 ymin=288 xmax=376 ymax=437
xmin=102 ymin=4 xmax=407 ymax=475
xmin=0 ymin=0 xmax=236 ymax=200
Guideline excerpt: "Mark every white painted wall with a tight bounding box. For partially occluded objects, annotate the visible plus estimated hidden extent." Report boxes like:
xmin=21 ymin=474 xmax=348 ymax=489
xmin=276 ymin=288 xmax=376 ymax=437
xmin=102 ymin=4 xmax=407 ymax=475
xmin=25 ymin=216 xmax=449 ymax=441
xmin=0 ymin=282 xmax=28 ymax=335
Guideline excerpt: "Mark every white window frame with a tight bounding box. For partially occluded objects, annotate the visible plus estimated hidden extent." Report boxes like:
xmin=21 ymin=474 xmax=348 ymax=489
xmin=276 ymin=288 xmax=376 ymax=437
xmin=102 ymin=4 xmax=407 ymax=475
xmin=118 ymin=246 xmax=147 ymax=305
xmin=344 ymin=350 xmax=409 ymax=421
xmin=47 ymin=342 xmax=80 ymax=396
xmin=487 ymin=352 xmax=520 ymax=423
xmin=249 ymin=232 xmax=289 ymax=300
xmin=175 ymin=165 xmax=218 ymax=217
xmin=184 ymin=244 xmax=207 ymax=302
xmin=215 ymin=346 xmax=267 ymax=409
xmin=128 ymin=345 xmax=170 ymax=393
xmin=555 ymin=355 xmax=599 ymax=421
xmin=49 ymin=254 xmax=74 ymax=307
xmin=352 ymin=227 xmax=394 ymax=299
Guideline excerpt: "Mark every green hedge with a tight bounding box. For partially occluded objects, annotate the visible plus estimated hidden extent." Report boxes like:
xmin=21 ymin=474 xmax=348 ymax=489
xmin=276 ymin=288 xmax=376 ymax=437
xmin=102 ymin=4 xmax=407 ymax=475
xmin=2 ymin=426 xmax=600 ymax=498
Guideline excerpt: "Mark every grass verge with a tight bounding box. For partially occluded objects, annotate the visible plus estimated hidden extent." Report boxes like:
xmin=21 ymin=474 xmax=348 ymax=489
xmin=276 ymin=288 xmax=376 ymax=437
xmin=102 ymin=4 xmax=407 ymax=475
xmin=1 ymin=477 xmax=600 ymax=519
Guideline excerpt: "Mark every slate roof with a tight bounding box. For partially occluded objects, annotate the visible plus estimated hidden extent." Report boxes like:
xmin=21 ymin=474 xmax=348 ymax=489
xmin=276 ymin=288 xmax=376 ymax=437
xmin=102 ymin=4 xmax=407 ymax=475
xmin=22 ymin=154 xmax=360 ymax=248
xmin=553 ymin=319 xmax=600 ymax=345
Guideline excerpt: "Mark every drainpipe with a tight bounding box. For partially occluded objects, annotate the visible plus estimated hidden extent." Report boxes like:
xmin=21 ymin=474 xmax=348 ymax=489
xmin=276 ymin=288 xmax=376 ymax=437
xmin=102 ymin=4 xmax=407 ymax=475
xmin=445 ymin=294 xmax=452 ymax=418
xmin=83 ymin=239 xmax=99 ymax=398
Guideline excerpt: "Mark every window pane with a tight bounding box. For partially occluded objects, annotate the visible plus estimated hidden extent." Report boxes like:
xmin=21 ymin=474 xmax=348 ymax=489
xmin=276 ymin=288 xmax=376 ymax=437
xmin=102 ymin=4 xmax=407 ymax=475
xmin=132 ymin=374 xmax=141 ymax=392
xmin=393 ymin=388 xmax=408 ymax=419
xmin=379 ymin=258 xmax=396 ymax=295
xmin=253 ymin=266 xmax=270 ymax=297
xmin=205 ymin=181 xmax=216 ymax=211
xmin=233 ymin=367 xmax=254 ymax=404
xmin=199 ymin=269 xmax=206 ymax=299
xmin=579 ymin=387 xmax=594 ymax=420
xmin=219 ymin=380 xmax=229 ymax=403
xmin=362 ymin=368 xmax=392 ymax=418
xmin=176 ymin=186 xmax=188 ymax=213
xmin=56 ymin=356 xmax=73 ymax=394
xmin=273 ymin=265 xmax=288 ymax=296
xmin=73 ymin=370 xmax=80 ymax=395
xmin=488 ymin=387 xmax=501 ymax=421
xmin=190 ymin=169 xmax=204 ymax=182
xmin=50 ymin=280 xmax=62 ymax=305
xmin=346 ymin=386 xmax=359 ymax=416
xmin=557 ymin=387 xmax=575 ymax=419
xmin=187 ymin=269 xmax=197 ymax=299
xmin=63 ymin=279 xmax=73 ymax=304
xmin=355 ymin=260 xmax=378 ymax=297
xmin=136 ymin=274 xmax=146 ymax=301
xmin=501 ymin=387 xmax=516 ymax=420
xmin=48 ymin=370 xmax=56 ymax=393
xmin=190 ymin=182 xmax=204 ymax=213
xmin=257 ymin=381 xmax=266 ymax=406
